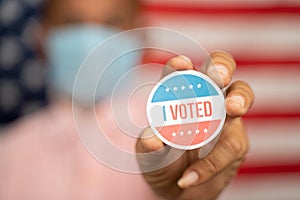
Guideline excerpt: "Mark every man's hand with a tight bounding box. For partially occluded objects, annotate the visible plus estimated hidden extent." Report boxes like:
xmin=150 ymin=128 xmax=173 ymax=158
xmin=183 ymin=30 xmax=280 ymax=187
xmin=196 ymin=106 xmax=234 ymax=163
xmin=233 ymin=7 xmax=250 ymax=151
xmin=136 ymin=52 xmax=254 ymax=200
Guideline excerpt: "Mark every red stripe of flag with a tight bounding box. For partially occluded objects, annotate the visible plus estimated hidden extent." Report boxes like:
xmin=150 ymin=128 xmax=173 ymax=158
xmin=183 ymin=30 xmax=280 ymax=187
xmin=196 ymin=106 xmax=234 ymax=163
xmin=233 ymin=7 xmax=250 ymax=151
xmin=143 ymin=56 xmax=300 ymax=67
xmin=235 ymin=58 xmax=300 ymax=66
xmin=142 ymin=4 xmax=300 ymax=15
xmin=239 ymin=163 xmax=300 ymax=174
xmin=244 ymin=113 xmax=300 ymax=119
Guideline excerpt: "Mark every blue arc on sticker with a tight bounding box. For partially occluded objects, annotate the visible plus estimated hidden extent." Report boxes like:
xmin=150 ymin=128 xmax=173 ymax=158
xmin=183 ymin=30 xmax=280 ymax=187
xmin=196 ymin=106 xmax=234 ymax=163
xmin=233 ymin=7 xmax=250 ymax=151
xmin=151 ymin=74 xmax=219 ymax=103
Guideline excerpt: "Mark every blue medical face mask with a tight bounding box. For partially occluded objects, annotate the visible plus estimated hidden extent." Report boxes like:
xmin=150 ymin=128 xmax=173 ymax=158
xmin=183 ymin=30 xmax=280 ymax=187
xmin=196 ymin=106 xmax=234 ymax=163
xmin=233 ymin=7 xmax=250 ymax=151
xmin=45 ymin=24 xmax=143 ymax=105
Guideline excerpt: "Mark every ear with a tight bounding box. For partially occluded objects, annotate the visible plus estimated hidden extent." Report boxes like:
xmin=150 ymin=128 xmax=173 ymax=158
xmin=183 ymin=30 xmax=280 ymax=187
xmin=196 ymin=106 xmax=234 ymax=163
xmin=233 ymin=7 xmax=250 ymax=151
xmin=132 ymin=3 xmax=146 ymax=29
xmin=34 ymin=21 xmax=48 ymax=62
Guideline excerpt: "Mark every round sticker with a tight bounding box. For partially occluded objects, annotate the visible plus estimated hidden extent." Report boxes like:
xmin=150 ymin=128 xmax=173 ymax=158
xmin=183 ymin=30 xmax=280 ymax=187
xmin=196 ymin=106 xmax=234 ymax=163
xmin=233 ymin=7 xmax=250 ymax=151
xmin=147 ymin=70 xmax=226 ymax=150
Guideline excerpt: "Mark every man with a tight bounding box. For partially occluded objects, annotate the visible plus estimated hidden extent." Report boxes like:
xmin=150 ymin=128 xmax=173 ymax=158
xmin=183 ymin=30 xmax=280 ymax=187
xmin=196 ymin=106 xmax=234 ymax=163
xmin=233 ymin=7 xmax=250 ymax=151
xmin=0 ymin=0 xmax=254 ymax=199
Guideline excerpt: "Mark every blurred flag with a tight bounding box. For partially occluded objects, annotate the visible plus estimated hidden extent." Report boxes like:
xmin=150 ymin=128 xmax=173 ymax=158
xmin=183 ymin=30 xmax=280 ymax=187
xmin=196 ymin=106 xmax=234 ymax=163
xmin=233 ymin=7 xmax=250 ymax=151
xmin=0 ymin=0 xmax=47 ymax=126
xmin=142 ymin=0 xmax=300 ymax=199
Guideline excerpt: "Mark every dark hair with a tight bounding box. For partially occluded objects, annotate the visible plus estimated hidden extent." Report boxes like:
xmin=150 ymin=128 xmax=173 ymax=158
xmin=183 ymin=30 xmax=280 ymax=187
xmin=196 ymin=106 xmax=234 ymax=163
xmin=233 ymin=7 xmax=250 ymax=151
xmin=39 ymin=0 xmax=141 ymax=25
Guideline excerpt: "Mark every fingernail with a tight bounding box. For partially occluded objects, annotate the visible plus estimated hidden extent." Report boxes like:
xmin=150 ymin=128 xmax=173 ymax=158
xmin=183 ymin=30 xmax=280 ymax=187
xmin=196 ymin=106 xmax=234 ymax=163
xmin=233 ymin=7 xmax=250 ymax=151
xmin=207 ymin=65 xmax=230 ymax=87
xmin=227 ymin=95 xmax=245 ymax=109
xmin=177 ymin=171 xmax=199 ymax=189
xmin=179 ymin=55 xmax=192 ymax=64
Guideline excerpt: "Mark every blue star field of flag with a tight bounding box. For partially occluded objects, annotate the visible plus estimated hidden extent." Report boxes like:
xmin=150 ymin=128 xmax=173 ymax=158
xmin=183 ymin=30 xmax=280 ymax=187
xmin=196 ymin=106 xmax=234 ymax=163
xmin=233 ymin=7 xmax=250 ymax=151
xmin=0 ymin=0 xmax=48 ymax=126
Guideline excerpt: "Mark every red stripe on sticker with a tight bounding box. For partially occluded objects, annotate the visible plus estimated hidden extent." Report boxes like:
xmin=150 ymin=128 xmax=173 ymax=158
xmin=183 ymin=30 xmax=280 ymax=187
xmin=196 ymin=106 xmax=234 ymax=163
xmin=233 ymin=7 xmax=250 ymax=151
xmin=155 ymin=120 xmax=221 ymax=146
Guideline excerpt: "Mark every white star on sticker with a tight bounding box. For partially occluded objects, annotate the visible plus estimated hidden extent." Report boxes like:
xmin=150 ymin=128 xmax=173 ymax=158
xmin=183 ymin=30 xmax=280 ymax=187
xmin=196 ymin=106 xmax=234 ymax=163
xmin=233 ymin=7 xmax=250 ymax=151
xmin=189 ymin=85 xmax=193 ymax=89
xmin=197 ymin=83 xmax=202 ymax=88
xmin=165 ymin=87 xmax=170 ymax=92
xmin=173 ymin=86 xmax=178 ymax=91
xmin=171 ymin=132 xmax=177 ymax=137
xmin=195 ymin=129 xmax=200 ymax=134
xmin=181 ymin=85 xmax=186 ymax=90
xmin=204 ymin=128 xmax=208 ymax=134
xmin=179 ymin=131 xmax=184 ymax=136
xmin=187 ymin=130 xmax=192 ymax=135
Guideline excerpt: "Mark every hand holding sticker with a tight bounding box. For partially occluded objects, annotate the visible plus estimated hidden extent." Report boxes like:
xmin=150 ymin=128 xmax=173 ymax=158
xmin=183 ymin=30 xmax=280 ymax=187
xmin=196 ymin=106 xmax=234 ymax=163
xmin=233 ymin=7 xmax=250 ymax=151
xmin=136 ymin=52 xmax=254 ymax=200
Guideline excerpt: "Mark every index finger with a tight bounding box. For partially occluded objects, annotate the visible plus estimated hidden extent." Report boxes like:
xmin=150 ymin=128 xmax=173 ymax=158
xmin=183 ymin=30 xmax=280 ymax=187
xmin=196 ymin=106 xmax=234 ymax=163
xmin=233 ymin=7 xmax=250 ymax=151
xmin=161 ymin=55 xmax=194 ymax=78
xmin=202 ymin=51 xmax=236 ymax=88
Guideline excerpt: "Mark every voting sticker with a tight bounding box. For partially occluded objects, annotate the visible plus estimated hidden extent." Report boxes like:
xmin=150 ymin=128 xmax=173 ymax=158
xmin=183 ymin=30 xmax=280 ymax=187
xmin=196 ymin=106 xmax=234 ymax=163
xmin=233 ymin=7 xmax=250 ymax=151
xmin=147 ymin=70 xmax=226 ymax=150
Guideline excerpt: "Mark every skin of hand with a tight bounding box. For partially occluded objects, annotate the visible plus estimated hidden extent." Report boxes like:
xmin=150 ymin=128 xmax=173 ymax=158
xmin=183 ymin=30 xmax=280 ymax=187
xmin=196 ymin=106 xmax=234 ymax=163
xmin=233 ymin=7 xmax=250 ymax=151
xmin=136 ymin=51 xmax=255 ymax=200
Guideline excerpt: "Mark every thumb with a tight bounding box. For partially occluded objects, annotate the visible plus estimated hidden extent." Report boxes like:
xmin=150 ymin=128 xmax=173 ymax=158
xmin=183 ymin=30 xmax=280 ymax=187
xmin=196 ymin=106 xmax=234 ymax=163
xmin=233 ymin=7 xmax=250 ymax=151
xmin=136 ymin=127 xmax=184 ymax=173
xmin=137 ymin=127 xmax=164 ymax=153
xmin=136 ymin=128 xmax=188 ymax=198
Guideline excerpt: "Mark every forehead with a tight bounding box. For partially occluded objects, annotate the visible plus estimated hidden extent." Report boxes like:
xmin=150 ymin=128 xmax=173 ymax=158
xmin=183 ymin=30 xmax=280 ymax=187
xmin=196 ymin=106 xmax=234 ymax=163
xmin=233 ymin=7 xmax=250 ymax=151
xmin=44 ymin=0 xmax=139 ymax=29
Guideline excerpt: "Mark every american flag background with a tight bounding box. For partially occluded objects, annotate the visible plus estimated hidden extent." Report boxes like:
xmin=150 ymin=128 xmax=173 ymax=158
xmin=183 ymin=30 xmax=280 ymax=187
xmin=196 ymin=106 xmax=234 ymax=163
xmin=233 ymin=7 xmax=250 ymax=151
xmin=141 ymin=0 xmax=300 ymax=199
xmin=0 ymin=0 xmax=300 ymax=199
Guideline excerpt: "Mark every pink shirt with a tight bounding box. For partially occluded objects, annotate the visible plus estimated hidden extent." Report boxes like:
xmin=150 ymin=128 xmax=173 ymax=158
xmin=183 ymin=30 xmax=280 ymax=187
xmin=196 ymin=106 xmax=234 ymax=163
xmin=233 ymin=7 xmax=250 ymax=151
xmin=0 ymin=99 xmax=160 ymax=199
